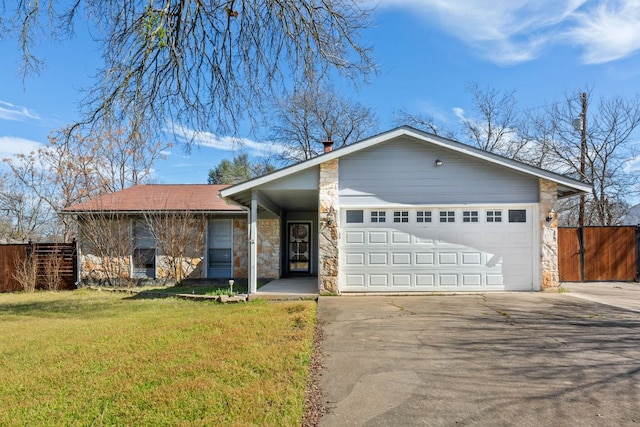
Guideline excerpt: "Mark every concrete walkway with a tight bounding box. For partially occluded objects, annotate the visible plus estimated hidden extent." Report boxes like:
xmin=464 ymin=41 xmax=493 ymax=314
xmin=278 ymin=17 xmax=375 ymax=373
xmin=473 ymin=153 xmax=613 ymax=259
xmin=561 ymin=281 xmax=640 ymax=313
xmin=318 ymin=292 xmax=640 ymax=426
xmin=251 ymin=276 xmax=318 ymax=299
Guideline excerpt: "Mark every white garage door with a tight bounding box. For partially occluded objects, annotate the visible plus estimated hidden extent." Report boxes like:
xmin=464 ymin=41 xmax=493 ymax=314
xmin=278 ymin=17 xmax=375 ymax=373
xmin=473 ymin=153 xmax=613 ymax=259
xmin=340 ymin=206 xmax=537 ymax=292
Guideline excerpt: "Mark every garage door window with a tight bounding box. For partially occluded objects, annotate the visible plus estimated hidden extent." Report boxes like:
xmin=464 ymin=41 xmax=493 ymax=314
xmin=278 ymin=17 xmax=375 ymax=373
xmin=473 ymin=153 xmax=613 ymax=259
xmin=440 ymin=211 xmax=455 ymax=223
xmin=394 ymin=211 xmax=409 ymax=223
xmin=463 ymin=211 xmax=478 ymax=223
xmin=346 ymin=210 xmax=364 ymax=223
xmin=508 ymin=209 xmax=527 ymax=223
xmin=416 ymin=211 xmax=432 ymax=223
xmin=487 ymin=210 xmax=502 ymax=222
xmin=371 ymin=211 xmax=386 ymax=223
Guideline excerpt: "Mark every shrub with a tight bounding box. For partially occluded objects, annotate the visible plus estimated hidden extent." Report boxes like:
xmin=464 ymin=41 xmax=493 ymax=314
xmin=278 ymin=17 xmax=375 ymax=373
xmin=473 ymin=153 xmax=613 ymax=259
xmin=13 ymin=254 xmax=37 ymax=292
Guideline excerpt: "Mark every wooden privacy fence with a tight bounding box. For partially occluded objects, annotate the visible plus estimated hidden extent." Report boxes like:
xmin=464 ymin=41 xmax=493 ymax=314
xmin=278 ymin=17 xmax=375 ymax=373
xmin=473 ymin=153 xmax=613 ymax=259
xmin=559 ymin=226 xmax=639 ymax=282
xmin=0 ymin=242 xmax=78 ymax=292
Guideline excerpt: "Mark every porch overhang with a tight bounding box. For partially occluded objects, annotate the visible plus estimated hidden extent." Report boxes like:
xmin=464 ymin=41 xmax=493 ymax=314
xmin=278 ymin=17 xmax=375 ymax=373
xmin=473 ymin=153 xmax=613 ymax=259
xmin=220 ymin=168 xmax=321 ymax=294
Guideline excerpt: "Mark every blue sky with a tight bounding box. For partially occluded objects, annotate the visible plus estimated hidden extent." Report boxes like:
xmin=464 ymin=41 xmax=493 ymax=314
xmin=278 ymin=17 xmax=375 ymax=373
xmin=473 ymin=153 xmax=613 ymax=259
xmin=2 ymin=0 xmax=640 ymax=184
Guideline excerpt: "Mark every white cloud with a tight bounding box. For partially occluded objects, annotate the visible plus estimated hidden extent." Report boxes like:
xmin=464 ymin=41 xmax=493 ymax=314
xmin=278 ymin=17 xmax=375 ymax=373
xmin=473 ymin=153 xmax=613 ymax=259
xmin=377 ymin=0 xmax=640 ymax=65
xmin=169 ymin=123 xmax=288 ymax=157
xmin=452 ymin=107 xmax=466 ymax=121
xmin=0 ymin=100 xmax=41 ymax=122
xmin=567 ymin=1 xmax=640 ymax=63
xmin=0 ymin=136 xmax=44 ymax=159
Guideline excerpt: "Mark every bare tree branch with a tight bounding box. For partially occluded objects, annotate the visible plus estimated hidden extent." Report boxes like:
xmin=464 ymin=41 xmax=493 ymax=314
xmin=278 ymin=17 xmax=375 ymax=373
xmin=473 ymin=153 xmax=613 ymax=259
xmin=6 ymin=1 xmax=375 ymax=138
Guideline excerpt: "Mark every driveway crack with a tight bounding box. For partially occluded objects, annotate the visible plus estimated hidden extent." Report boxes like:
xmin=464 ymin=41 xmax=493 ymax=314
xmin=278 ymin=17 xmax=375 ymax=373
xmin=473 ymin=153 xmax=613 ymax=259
xmin=387 ymin=298 xmax=417 ymax=315
xmin=480 ymin=294 xmax=514 ymax=325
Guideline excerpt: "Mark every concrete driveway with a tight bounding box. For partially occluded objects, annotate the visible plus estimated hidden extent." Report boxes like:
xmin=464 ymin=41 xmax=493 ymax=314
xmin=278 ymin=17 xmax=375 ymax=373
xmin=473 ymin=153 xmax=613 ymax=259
xmin=318 ymin=291 xmax=640 ymax=426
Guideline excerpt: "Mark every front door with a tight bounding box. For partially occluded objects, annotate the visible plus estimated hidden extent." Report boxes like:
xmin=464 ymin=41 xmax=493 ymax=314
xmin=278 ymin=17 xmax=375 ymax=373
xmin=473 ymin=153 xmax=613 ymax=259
xmin=288 ymin=222 xmax=311 ymax=274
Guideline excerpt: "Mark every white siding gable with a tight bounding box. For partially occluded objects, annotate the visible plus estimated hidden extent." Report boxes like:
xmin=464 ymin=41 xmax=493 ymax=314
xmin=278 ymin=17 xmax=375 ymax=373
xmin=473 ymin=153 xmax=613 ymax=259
xmin=339 ymin=137 xmax=539 ymax=206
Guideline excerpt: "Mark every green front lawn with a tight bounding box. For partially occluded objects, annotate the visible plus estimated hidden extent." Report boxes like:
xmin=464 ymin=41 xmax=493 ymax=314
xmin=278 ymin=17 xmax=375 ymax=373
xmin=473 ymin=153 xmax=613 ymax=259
xmin=0 ymin=290 xmax=315 ymax=426
xmin=141 ymin=279 xmax=271 ymax=296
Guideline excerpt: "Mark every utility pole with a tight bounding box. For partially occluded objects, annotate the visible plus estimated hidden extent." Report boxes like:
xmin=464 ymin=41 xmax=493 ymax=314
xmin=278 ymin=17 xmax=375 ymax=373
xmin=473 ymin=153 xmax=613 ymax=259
xmin=578 ymin=92 xmax=587 ymax=227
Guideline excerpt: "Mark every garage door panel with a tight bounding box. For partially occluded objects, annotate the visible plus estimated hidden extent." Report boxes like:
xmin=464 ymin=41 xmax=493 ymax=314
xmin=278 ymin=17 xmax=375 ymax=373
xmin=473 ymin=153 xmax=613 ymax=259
xmin=416 ymin=253 xmax=435 ymax=265
xmin=416 ymin=274 xmax=435 ymax=286
xmin=368 ymin=231 xmax=388 ymax=244
xmin=439 ymin=274 xmax=458 ymax=286
xmin=345 ymin=231 xmax=365 ymax=244
xmin=462 ymin=252 xmax=482 ymax=265
xmin=369 ymin=274 xmax=388 ymax=286
xmin=345 ymin=274 xmax=365 ymax=287
xmin=439 ymin=253 xmax=458 ymax=265
xmin=392 ymin=274 xmax=411 ymax=286
xmin=462 ymin=274 xmax=482 ymax=286
xmin=392 ymin=253 xmax=412 ymax=265
xmin=415 ymin=236 xmax=435 ymax=244
xmin=392 ymin=231 xmax=411 ymax=244
xmin=341 ymin=206 xmax=535 ymax=292
xmin=369 ymin=253 xmax=388 ymax=265
xmin=345 ymin=253 xmax=365 ymax=266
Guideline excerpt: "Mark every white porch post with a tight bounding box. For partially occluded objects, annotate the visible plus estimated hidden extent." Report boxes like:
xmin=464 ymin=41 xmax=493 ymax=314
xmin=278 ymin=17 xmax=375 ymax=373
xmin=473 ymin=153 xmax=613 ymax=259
xmin=249 ymin=190 xmax=258 ymax=294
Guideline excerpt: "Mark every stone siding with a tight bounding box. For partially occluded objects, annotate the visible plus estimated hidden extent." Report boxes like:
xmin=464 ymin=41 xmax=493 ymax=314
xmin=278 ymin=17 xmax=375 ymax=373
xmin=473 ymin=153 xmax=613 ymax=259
xmin=318 ymin=159 xmax=340 ymax=294
xmin=233 ymin=218 xmax=280 ymax=279
xmin=79 ymin=216 xmax=215 ymax=284
xmin=539 ymin=179 xmax=559 ymax=291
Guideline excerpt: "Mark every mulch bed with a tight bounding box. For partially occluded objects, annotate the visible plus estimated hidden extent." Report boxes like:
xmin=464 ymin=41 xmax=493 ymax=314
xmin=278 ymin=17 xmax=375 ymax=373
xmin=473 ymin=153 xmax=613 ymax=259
xmin=302 ymin=319 xmax=328 ymax=426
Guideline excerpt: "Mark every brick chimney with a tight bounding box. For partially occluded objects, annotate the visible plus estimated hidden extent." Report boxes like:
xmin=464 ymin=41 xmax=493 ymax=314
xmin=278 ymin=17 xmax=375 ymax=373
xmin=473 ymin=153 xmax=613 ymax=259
xmin=322 ymin=139 xmax=334 ymax=153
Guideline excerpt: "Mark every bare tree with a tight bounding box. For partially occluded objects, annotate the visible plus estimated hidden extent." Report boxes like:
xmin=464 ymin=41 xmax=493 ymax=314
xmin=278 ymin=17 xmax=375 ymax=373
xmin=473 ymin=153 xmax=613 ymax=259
xmin=0 ymin=172 xmax=54 ymax=241
xmin=6 ymin=1 xmax=375 ymax=139
xmin=270 ymin=81 xmax=377 ymax=163
xmin=528 ymin=91 xmax=640 ymax=225
xmin=456 ymin=82 xmax=533 ymax=160
xmin=77 ymin=212 xmax=132 ymax=287
xmin=3 ymin=124 xmax=168 ymax=241
xmin=143 ymin=210 xmax=207 ymax=285
xmin=394 ymin=110 xmax=455 ymax=138
xmin=398 ymin=82 xmax=531 ymax=161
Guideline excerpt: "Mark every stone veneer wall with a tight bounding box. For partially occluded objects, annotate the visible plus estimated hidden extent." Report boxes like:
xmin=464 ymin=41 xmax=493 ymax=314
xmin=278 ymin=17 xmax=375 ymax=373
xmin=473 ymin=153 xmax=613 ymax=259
xmin=318 ymin=159 xmax=340 ymax=294
xmin=79 ymin=217 xmax=208 ymax=284
xmin=233 ymin=218 xmax=280 ymax=279
xmin=539 ymin=179 xmax=559 ymax=291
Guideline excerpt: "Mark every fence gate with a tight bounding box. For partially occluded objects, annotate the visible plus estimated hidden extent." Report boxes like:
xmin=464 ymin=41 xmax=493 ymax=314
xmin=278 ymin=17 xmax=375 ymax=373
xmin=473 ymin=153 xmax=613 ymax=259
xmin=559 ymin=226 xmax=639 ymax=282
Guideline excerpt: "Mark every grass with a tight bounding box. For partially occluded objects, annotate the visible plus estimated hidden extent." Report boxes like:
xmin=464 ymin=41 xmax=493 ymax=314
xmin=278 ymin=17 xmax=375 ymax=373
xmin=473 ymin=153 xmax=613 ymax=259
xmin=141 ymin=279 xmax=271 ymax=296
xmin=0 ymin=290 xmax=316 ymax=426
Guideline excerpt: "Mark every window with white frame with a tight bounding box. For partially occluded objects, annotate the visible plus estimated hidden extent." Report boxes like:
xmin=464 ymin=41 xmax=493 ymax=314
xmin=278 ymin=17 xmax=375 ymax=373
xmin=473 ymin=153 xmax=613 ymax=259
xmin=371 ymin=211 xmax=386 ymax=223
xmin=393 ymin=211 xmax=409 ymax=223
xmin=487 ymin=210 xmax=502 ymax=223
xmin=416 ymin=211 xmax=432 ymax=223
xmin=440 ymin=211 xmax=455 ymax=223
xmin=463 ymin=211 xmax=479 ymax=223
